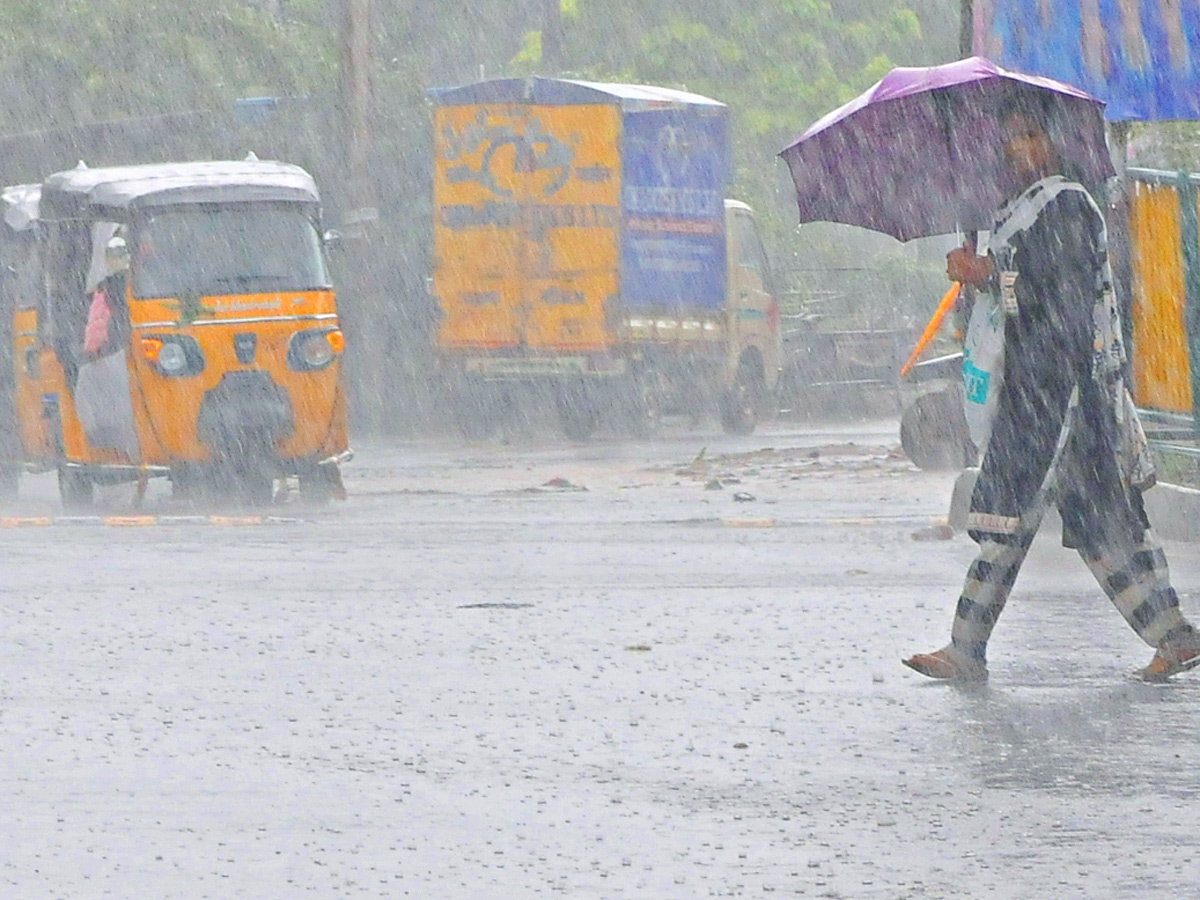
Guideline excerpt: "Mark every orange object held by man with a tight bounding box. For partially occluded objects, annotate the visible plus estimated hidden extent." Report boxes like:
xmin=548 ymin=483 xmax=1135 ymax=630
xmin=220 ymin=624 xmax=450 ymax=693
xmin=899 ymin=281 xmax=962 ymax=377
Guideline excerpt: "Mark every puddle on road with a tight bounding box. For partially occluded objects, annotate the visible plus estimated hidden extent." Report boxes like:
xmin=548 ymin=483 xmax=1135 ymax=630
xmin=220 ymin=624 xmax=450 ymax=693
xmin=457 ymin=602 xmax=535 ymax=610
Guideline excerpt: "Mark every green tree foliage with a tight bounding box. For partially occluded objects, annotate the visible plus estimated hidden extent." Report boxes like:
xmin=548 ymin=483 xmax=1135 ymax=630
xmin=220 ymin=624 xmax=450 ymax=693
xmin=0 ymin=0 xmax=964 ymax=418
xmin=0 ymin=0 xmax=958 ymax=252
xmin=0 ymin=0 xmax=335 ymax=130
xmin=530 ymin=0 xmax=959 ymax=316
xmin=370 ymin=0 xmax=957 ymax=251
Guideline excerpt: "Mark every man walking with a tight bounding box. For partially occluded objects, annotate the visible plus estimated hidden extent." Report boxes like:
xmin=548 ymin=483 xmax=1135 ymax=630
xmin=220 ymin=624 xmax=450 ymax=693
xmin=904 ymin=94 xmax=1200 ymax=682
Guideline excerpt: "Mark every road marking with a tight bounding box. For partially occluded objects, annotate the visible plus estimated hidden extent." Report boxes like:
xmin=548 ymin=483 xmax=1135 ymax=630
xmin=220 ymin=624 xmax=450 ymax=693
xmin=209 ymin=515 xmax=264 ymax=526
xmin=0 ymin=514 xmax=304 ymax=528
xmin=104 ymin=515 xmax=158 ymax=527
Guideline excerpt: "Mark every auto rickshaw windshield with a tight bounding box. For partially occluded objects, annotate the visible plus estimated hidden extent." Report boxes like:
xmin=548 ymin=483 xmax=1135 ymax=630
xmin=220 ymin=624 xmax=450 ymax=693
xmin=131 ymin=204 xmax=330 ymax=299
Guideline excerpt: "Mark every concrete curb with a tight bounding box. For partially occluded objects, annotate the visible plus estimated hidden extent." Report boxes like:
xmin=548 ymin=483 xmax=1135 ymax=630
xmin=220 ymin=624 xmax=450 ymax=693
xmin=947 ymin=467 xmax=1200 ymax=543
xmin=1142 ymin=482 xmax=1200 ymax=543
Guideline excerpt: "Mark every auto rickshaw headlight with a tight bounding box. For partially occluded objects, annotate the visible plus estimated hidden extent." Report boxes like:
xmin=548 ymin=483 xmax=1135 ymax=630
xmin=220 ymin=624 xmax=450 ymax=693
xmin=288 ymin=328 xmax=342 ymax=372
xmin=142 ymin=334 xmax=204 ymax=377
xmin=157 ymin=342 xmax=188 ymax=374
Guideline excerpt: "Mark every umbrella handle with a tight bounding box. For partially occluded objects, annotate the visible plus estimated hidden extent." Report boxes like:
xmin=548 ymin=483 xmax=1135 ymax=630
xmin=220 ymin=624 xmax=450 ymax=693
xmin=899 ymin=282 xmax=962 ymax=377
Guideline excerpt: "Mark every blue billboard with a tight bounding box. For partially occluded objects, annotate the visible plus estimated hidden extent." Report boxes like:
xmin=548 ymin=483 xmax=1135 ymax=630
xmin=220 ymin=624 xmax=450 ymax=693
xmin=976 ymin=0 xmax=1200 ymax=121
xmin=620 ymin=108 xmax=729 ymax=311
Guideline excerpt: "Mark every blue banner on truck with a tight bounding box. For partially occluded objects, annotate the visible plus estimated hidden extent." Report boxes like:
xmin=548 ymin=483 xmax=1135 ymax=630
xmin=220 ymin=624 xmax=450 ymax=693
xmin=976 ymin=0 xmax=1200 ymax=121
xmin=620 ymin=108 xmax=730 ymax=311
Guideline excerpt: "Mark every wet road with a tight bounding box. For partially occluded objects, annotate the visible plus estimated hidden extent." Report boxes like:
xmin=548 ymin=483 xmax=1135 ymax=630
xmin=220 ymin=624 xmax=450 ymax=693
xmin=3 ymin=420 xmax=1200 ymax=898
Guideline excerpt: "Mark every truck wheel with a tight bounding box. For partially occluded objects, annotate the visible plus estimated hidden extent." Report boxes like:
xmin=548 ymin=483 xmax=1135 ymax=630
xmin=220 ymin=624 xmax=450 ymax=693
xmin=57 ymin=467 xmax=94 ymax=510
xmin=899 ymin=389 xmax=975 ymax=471
xmin=448 ymin=383 xmax=501 ymax=440
xmin=719 ymin=367 xmax=761 ymax=436
xmin=626 ymin=369 xmax=664 ymax=439
xmin=557 ymin=388 xmax=598 ymax=441
xmin=453 ymin=406 xmax=497 ymax=440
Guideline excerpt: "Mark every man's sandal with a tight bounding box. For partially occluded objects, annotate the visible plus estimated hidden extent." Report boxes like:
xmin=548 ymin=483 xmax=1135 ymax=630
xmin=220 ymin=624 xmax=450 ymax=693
xmin=902 ymin=649 xmax=988 ymax=682
xmin=1136 ymin=646 xmax=1200 ymax=683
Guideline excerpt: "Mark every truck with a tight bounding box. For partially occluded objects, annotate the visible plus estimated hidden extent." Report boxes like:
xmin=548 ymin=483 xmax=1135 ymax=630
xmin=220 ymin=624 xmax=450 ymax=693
xmin=430 ymin=77 xmax=781 ymax=439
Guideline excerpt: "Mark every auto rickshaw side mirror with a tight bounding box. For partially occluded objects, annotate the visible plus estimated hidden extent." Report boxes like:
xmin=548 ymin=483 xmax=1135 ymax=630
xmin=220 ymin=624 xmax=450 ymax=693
xmin=323 ymin=229 xmax=344 ymax=251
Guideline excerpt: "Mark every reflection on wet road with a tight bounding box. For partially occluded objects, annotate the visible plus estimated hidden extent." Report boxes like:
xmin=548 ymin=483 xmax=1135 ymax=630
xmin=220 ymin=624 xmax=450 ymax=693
xmin=3 ymin=421 xmax=1199 ymax=897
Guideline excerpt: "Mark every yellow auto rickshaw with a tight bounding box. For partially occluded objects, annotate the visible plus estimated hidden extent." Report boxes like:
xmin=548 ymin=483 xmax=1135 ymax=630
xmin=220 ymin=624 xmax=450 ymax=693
xmin=1 ymin=183 xmax=55 ymax=498
xmin=31 ymin=158 xmax=349 ymax=506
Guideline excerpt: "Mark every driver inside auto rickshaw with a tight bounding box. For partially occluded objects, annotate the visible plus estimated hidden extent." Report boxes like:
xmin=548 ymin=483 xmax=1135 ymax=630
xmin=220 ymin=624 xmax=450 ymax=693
xmin=83 ymin=231 xmax=130 ymax=360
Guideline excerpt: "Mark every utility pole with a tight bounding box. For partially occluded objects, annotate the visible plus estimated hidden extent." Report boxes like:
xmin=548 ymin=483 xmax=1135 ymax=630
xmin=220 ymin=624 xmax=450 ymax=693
xmin=340 ymin=0 xmax=373 ymax=211
xmin=338 ymin=0 xmax=381 ymax=432
xmin=542 ymin=0 xmax=564 ymax=74
xmin=959 ymin=0 xmax=974 ymax=57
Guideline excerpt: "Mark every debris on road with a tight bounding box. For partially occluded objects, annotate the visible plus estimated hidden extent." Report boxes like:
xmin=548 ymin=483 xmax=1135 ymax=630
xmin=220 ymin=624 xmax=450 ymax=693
xmin=457 ymin=602 xmax=535 ymax=610
xmin=542 ymin=477 xmax=587 ymax=491
xmin=911 ymin=523 xmax=955 ymax=541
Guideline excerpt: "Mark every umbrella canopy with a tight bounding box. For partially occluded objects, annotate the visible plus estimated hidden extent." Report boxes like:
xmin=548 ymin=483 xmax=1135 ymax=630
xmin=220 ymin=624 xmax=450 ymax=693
xmin=779 ymin=57 xmax=1114 ymax=241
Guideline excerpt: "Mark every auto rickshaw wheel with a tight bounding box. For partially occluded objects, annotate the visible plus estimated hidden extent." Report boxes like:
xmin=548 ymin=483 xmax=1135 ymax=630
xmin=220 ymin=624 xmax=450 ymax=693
xmin=299 ymin=462 xmax=345 ymax=505
xmin=170 ymin=462 xmax=274 ymax=508
xmin=57 ymin=467 xmax=94 ymax=510
xmin=220 ymin=463 xmax=275 ymax=507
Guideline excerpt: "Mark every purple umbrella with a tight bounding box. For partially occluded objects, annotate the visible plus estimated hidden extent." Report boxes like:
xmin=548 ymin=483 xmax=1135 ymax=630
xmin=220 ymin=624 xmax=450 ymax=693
xmin=779 ymin=57 xmax=1114 ymax=241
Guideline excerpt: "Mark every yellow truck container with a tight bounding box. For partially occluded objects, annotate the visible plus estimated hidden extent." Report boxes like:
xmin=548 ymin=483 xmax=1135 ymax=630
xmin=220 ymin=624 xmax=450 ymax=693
xmin=431 ymin=77 xmax=780 ymax=438
xmin=1128 ymin=170 xmax=1196 ymax=416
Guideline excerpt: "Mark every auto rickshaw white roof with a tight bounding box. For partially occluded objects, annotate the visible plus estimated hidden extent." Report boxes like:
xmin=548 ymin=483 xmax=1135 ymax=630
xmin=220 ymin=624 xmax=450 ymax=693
xmin=2 ymin=183 xmax=40 ymax=232
xmin=40 ymin=159 xmax=320 ymax=218
xmin=429 ymin=77 xmax=726 ymax=111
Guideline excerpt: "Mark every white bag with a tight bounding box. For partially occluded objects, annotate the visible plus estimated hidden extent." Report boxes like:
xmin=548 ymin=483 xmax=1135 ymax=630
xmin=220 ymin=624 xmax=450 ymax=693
xmin=74 ymin=348 xmax=139 ymax=458
xmin=961 ymin=291 xmax=1004 ymax=451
